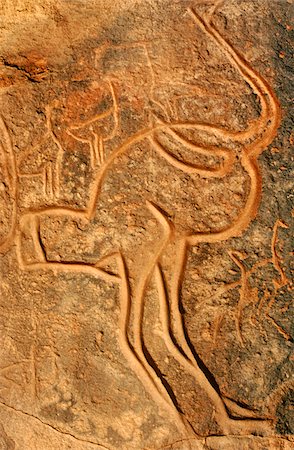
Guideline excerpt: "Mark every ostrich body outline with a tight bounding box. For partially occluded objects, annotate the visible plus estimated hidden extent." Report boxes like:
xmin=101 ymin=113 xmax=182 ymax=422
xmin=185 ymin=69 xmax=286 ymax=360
xmin=0 ymin=6 xmax=281 ymax=439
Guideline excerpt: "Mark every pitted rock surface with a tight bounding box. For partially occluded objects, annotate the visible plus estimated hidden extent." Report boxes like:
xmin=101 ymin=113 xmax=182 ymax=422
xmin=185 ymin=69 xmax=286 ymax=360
xmin=0 ymin=1 xmax=293 ymax=449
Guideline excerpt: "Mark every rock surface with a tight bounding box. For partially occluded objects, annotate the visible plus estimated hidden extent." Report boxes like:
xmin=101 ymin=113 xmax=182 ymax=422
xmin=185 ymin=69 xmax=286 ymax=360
xmin=0 ymin=0 xmax=293 ymax=449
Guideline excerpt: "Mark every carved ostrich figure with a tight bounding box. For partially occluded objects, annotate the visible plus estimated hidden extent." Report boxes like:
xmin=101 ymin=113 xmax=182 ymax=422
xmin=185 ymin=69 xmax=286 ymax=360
xmin=0 ymin=7 xmax=280 ymax=439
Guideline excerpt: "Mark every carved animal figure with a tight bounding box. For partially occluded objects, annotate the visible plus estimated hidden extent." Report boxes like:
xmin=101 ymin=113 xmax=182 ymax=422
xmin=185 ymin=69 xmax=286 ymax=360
xmin=0 ymin=7 xmax=281 ymax=439
xmin=16 ymin=80 xmax=118 ymax=201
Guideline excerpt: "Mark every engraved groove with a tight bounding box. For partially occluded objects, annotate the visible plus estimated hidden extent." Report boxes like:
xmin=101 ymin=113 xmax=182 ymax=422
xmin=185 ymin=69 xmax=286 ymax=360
xmin=0 ymin=115 xmax=18 ymax=254
xmin=0 ymin=5 xmax=283 ymax=439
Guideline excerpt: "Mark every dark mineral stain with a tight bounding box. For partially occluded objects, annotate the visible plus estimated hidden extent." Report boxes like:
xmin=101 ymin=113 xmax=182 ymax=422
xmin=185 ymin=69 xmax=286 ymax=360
xmin=276 ymin=388 xmax=294 ymax=435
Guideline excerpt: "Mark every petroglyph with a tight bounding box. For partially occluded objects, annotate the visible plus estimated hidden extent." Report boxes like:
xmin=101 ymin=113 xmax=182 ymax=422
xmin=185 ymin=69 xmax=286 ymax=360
xmin=0 ymin=1 xmax=291 ymax=447
xmin=17 ymin=102 xmax=64 ymax=200
xmin=219 ymin=219 xmax=292 ymax=344
xmin=1 ymin=6 xmax=281 ymax=437
xmin=0 ymin=116 xmax=17 ymax=254
xmin=66 ymin=81 xmax=119 ymax=169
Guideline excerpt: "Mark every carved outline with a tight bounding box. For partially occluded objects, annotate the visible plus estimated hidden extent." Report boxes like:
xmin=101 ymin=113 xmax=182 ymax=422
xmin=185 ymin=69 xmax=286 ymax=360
xmin=0 ymin=115 xmax=17 ymax=254
xmin=0 ymin=4 xmax=282 ymax=439
xmin=67 ymin=81 xmax=119 ymax=170
xmin=221 ymin=220 xmax=291 ymax=343
xmin=16 ymin=102 xmax=65 ymax=200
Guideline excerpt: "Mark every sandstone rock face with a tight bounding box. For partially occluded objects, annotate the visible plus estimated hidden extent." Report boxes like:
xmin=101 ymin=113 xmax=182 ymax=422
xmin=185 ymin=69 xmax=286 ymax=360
xmin=0 ymin=1 xmax=293 ymax=449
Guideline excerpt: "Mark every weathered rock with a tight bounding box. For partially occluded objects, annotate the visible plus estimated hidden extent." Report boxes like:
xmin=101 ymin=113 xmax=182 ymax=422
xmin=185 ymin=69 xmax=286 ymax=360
xmin=0 ymin=0 xmax=293 ymax=449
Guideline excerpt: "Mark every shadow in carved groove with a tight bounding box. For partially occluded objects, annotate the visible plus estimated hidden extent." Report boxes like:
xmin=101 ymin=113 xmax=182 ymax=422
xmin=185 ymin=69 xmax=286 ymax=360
xmin=0 ymin=5 xmax=281 ymax=441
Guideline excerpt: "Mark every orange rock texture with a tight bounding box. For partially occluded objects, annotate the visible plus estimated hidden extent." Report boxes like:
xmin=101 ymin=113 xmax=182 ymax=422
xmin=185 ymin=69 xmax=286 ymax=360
xmin=0 ymin=1 xmax=293 ymax=449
